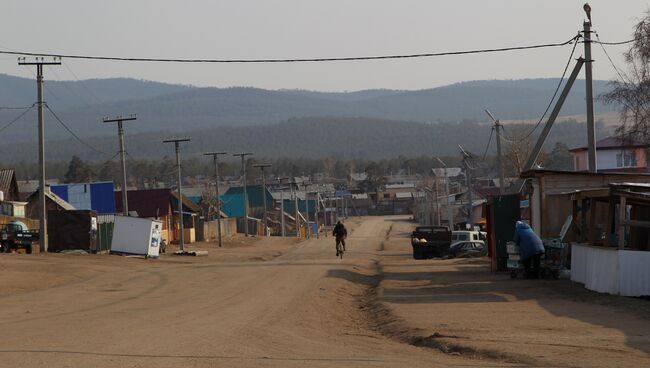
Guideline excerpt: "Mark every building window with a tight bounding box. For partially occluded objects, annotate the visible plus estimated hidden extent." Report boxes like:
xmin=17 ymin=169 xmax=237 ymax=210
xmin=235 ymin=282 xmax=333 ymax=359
xmin=616 ymin=152 xmax=637 ymax=168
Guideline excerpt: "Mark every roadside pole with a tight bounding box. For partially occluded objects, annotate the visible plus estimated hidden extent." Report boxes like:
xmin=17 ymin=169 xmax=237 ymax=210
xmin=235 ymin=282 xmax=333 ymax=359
xmin=163 ymin=138 xmax=191 ymax=252
xmin=204 ymin=151 xmax=228 ymax=247
xmin=19 ymin=57 xmax=61 ymax=252
xmin=583 ymin=4 xmax=597 ymax=173
xmin=104 ymin=115 xmax=137 ymax=216
xmin=233 ymin=153 xmax=253 ymax=236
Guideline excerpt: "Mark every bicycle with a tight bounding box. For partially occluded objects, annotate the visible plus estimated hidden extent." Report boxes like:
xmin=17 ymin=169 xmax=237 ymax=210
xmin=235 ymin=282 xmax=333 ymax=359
xmin=336 ymin=237 xmax=346 ymax=259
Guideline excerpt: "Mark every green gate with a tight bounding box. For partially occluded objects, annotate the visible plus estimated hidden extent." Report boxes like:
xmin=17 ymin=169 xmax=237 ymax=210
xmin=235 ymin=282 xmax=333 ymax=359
xmin=97 ymin=215 xmax=114 ymax=252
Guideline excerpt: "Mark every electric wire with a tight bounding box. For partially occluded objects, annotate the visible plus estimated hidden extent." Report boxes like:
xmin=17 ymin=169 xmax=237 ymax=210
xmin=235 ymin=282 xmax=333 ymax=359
xmin=0 ymin=103 xmax=35 ymax=134
xmin=0 ymin=105 xmax=33 ymax=110
xmin=46 ymin=65 xmax=98 ymax=110
xmin=594 ymin=31 xmax=631 ymax=85
xmin=2 ymin=36 xmax=580 ymax=63
xmin=590 ymin=38 xmax=637 ymax=46
xmin=481 ymin=127 xmax=494 ymax=161
xmin=62 ymin=61 xmax=105 ymax=105
xmin=503 ymin=33 xmax=581 ymax=143
xmin=44 ymin=103 xmax=112 ymax=157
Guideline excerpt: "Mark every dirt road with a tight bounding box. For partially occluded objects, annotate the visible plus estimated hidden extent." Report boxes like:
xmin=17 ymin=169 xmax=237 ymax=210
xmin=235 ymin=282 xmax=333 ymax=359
xmin=377 ymin=218 xmax=650 ymax=368
xmin=0 ymin=217 xmax=478 ymax=368
xmin=1 ymin=216 xmax=648 ymax=367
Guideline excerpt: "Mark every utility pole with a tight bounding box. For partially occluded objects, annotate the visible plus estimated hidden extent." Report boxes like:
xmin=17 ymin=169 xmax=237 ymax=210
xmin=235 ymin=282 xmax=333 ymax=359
xmin=302 ymin=183 xmax=311 ymax=239
xmin=314 ymin=188 xmax=320 ymax=239
xmin=163 ymin=137 xmax=191 ymax=252
xmin=432 ymin=169 xmax=441 ymax=226
xmin=19 ymin=56 xmax=61 ymax=253
xmin=276 ymin=177 xmax=289 ymax=237
xmin=485 ymin=109 xmax=505 ymax=195
xmin=293 ymin=179 xmax=300 ymax=238
xmin=204 ymin=151 xmax=228 ymax=247
xmin=583 ymin=3 xmax=597 ymax=173
xmin=253 ymin=163 xmax=272 ymax=237
xmin=233 ymin=153 xmax=253 ymax=236
xmin=436 ymin=157 xmax=454 ymax=229
xmin=460 ymin=146 xmax=473 ymax=228
xmin=103 ymin=114 xmax=137 ymax=216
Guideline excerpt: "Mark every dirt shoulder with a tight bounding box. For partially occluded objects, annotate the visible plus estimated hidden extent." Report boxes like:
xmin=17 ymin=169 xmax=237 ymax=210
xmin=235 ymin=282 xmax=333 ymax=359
xmin=373 ymin=218 xmax=650 ymax=367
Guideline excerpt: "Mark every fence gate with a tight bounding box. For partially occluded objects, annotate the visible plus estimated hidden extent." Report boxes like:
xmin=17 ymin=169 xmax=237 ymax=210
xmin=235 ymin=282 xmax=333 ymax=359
xmin=97 ymin=214 xmax=115 ymax=252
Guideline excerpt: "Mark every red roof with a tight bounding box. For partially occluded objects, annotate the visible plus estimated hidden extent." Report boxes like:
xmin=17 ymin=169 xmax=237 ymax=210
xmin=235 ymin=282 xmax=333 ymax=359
xmin=570 ymin=136 xmax=648 ymax=152
xmin=115 ymin=188 xmax=172 ymax=218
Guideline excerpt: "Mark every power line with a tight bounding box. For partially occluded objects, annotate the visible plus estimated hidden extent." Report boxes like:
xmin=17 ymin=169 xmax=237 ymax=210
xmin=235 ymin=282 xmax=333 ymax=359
xmin=0 ymin=36 xmax=580 ymax=64
xmin=0 ymin=103 xmax=35 ymax=134
xmin=0 ymin=105 xmax=34 ymax=110
xmin=481 ymin=127 xmax=494 ymax=161
xmin=44 ymin=103 xmax=112 ymax=157
xmin=594 ymin=31 xmax=630 ymax=85
xmin=590 ymin=38 xmax=637 ymax=46
xmin=499 ymin=33 xmax=581 ymax=144
xmin=62 ymin=61 xmax=105 ymax=105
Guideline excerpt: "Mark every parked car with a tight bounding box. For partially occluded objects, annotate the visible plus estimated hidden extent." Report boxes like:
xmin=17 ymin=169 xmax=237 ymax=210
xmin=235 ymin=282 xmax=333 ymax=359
xmin=449 ymin=241 xmax=487 ymax=258
xmin=410 ymin=226 xmax=452 ymax=259
xmin=451 ymin=230 xmax=486 ymax=247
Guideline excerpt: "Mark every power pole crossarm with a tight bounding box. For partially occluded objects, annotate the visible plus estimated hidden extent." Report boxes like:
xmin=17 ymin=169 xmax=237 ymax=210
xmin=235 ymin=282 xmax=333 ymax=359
xmin=104 ymin=114 xmax=137 ymax=216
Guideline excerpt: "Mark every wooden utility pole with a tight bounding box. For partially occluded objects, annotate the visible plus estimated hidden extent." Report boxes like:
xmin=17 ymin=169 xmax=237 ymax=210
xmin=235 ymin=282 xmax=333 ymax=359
xmin=19 ymin=56 xmax=61 ymax=252
xmin=253 ymin=163 xmax=272 ymax=236
xmin=583 ymin=3 xmax=597 ymax=173
xmin=485 ymin=109 xmax=505 ymax=195
xmin=204 ymin=151 xmax=228 ymax=247
xmin=104 ymin=114 xmax=137 ymax=216
xmin=233 ymin=153 xmax=253 ymax=236
xmin=163 ymin=137 xmax=191 ymax=252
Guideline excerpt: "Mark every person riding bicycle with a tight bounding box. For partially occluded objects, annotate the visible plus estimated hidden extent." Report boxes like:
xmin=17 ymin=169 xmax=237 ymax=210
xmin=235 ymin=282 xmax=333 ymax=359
xmin=332 ymin=220 xmax=347 ymax=256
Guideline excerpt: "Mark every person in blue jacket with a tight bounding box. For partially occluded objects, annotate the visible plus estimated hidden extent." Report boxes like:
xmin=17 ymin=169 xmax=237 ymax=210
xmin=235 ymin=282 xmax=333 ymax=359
xmin=513 ymin=221 xmax=545 ymax=279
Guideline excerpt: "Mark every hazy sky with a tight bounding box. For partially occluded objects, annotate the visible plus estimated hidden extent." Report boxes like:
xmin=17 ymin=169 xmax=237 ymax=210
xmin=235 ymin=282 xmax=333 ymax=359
xmin=1 ymin=0 xmax=648 ymax=91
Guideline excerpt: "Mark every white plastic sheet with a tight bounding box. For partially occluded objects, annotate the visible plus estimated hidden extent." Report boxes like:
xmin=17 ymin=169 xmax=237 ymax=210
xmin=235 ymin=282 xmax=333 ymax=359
xmin=571 ymin=244 xmax=650 ymax=296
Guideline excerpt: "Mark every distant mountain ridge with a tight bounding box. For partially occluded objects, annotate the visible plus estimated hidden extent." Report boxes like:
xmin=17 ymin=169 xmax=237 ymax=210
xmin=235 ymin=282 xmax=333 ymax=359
xmin=0 ymin=73 xmax=616 ymax=144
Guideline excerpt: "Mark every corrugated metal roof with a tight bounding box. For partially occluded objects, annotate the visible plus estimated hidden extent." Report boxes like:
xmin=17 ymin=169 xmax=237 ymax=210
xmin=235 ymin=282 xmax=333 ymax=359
xmin=0 ymin=169 xmax=15 ymax=194
xmin=0 ymin=168 xmax=18 ymax=200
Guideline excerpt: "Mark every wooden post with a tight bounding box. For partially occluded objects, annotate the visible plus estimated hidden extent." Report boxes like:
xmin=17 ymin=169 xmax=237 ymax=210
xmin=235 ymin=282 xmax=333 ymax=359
xmin=618 ymin=196 xmax=626 ymax=249
xmin=588 ymin=199 xmax=598 ymax=245
xmin=605 ymin=197 xmax=614 ymax=246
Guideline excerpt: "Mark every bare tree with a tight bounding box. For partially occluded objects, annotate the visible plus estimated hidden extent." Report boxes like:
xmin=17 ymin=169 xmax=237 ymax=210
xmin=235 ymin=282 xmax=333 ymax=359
xmin=503 ymin=126 xmax=545 ymax=174
xmin=602 ymin=12 xmax=650 ymax=143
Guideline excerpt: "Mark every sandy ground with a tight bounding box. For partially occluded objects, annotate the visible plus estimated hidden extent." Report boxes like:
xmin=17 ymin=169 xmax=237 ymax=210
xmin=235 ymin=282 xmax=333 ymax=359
xmin=377 ymin=217 xmax=650 ymax=368
xmin=0 ymin=216 xmax=648 ymax=367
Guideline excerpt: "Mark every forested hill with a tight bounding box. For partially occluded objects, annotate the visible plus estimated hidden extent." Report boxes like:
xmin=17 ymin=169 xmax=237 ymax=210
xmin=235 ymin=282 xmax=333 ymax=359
xmin=0 ymin=117 xmax=609 ymax=163
xmin=0 ymin=73 xmax=616 ymax=143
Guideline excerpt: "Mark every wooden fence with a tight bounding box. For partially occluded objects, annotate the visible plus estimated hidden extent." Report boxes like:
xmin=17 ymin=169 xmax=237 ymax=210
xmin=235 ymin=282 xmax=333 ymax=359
xmin=200 ymin=218 xmax=238 ymax=241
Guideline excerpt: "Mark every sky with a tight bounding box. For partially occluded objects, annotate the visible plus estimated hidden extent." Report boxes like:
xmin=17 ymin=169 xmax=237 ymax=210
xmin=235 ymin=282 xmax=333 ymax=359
xmin=0 ymin=0 xmax=648 ymax=91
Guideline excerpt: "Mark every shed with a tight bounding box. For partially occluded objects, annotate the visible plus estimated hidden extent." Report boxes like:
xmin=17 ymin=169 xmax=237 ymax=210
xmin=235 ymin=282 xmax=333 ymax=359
xmin=520 ymin=169 xmax=650 ymax=238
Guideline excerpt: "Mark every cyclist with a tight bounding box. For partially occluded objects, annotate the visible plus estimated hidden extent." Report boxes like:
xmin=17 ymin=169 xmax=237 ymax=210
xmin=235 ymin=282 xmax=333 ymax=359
xmin=332 ymin=220 xmax=347 ymax=256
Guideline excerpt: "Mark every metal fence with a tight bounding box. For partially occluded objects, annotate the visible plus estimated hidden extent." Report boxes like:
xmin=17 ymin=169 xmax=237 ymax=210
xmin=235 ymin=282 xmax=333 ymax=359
xmin=96 ymin=214 xmax=115 ymax=252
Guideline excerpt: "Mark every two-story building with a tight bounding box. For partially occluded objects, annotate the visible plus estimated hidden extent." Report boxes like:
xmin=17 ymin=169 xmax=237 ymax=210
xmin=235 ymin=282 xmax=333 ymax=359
xmin=570 ymin=136 xmax=649 ymax=172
